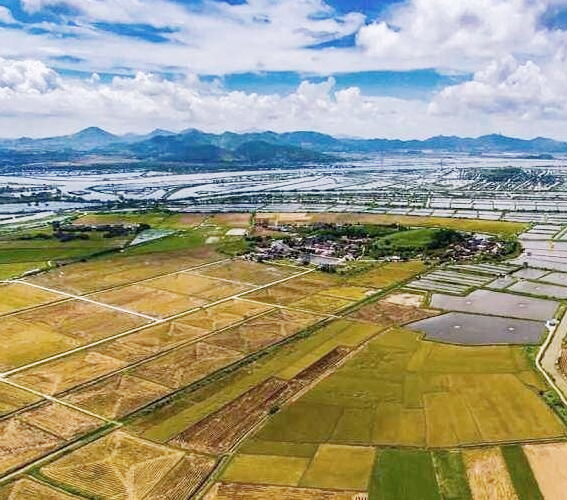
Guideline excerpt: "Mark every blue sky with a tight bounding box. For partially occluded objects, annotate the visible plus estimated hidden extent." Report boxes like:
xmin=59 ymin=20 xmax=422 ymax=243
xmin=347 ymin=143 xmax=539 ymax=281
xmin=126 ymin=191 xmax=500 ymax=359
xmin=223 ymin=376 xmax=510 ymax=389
xmin=0 ymin=0 xmax=566 ymax=139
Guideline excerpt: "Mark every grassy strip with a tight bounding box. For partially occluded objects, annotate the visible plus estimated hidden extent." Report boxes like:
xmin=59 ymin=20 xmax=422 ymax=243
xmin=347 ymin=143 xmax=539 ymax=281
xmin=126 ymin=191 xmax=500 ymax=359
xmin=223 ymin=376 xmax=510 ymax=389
xmin=501 ymin=445 xmax=544 ymax=500
xmin=431 ymin=450 xmax=472 ymax=500
xmin=369 ymin=449 xmax=441 ymax=500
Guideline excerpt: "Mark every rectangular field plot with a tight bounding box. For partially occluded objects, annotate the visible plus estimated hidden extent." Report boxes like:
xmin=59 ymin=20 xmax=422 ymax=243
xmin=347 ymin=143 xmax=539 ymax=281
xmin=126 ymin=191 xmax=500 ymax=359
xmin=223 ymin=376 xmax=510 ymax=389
xmin=241 ymin=275 xmax=336 ymax=306
xmin=452 ymin=263 xmax=520 ymax=275
xmin=407 ymin=277 xmax=471 ymax=295
xmin=0 ymin=381 xmax=42 ymax=417
xmin=463 ymin=448 xmax=518 ymax=500
xmin=524 ymin=442 xmax=567 ymax=500
xmin=0 ymin=282 xmax=65 ymax=316
xmin=431 ymin=451 xmax=472 ymax=500
xmin=290 ymin=294 xmax=354 ymax=314
xmin=426 ymin=269 xmax=490 ymax=286
xmin=0 ymin=316 xmax=80 ymax=373
xmin=0 ymin=478 xmax=82 ymax=499
xmin=92 ymin=284 xmax=207 ymax=318
xmin=0 ymin=417 xmax=63 ymax=475
xmin=250 ymin=328 xmax=565 ymax=449
xmin=513 ymin=268 xmax=550 ymax=280
xmin=146 ymin=272 xmax=253 ymax=300
xmin=300 ymin=444 xmax=375 ymax=491
xmin=539 ymin=271 xmax=567 ymax=286
xmin=430 ymin=290 xmax=558 ymax=320
xmin=177 ymin=299 xmax=274 ymax=331
xmin=63 ymin=374 xmax=171 ymax=420
xmin=370 ymin=449 xmax=441 ymax=500
xmin=131 ymin=341 xmax=244 ymax=390
xmin=508 ymin=280 xmax=567 ymax=299
xmin=9 ymin=351 xmax=128 ymax=395
xmin=194 ymin=260 xmax=299 ymax=285
xmin=41 ymin=430 xmax=214 ymax=500
xmin=408 ymin=312 xmax=545 ymax=345
xmin=94 ymin=321 xmax=209 ymax=363
xmin=207 ymin=309 xmax=320 ymax=355
xmin=15 ymin=299 xmax=151 ymax=342
xmin=18 ymin=401 xmax=104 ymax=440
xmin=207 ymin=483 xmax=364 ymax=500
xmin=350 ymin=295 xmax=438 ymax=326
xmin=222 ymin=454 xmax=310 ymax=486
xmin=349 ymin=261 xmax=426 ymax=289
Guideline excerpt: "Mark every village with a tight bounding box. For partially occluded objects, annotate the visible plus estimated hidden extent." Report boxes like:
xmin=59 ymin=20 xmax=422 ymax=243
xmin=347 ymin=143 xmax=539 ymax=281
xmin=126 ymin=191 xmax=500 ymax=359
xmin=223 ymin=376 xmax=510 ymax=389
xmin=245 ymin=220 xmax=511 ymax=270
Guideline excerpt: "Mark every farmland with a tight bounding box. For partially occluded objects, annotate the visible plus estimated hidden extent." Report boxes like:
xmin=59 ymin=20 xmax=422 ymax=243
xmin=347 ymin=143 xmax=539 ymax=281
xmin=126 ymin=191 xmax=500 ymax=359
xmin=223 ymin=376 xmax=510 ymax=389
xmin=0 ymin=211 xmax=566 ymax=499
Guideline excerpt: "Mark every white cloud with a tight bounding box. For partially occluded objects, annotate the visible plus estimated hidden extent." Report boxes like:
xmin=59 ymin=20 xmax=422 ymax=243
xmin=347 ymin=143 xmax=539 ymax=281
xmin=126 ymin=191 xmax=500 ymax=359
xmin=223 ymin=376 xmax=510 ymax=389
xmin=0 ymin=57 xmax=61 ymax=93
xmin=2 ymin=56 xmax=567 ymax=140
xmin=0 ymin=6 xmax=15 ymax=24
xmin=430 ymin=53 xmax=567 ymax=119
xmin=357 ymin=0 xmax=554 ymax=71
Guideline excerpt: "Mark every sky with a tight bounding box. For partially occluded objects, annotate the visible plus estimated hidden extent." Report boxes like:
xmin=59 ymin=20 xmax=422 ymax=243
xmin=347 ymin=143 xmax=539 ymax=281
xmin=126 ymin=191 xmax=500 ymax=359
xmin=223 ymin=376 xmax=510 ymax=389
xmin=1 ymin=0 xmax=567 ymax=139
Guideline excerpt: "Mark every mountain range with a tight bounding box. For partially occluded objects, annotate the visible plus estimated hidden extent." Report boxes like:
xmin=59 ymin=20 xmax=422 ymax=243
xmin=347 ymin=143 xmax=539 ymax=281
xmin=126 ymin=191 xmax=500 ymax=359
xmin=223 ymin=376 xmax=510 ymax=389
xmin=1 ymin=127 xmax=567 ymax=164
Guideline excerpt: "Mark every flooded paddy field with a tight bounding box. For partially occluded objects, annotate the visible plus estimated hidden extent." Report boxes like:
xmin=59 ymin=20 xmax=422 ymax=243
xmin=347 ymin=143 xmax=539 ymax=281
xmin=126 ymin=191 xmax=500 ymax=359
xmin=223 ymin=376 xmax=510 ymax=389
xmin=408 ymin=312 xmax=545 ymax=345
xmin=430 ymin=289 xmax=559 ymax=321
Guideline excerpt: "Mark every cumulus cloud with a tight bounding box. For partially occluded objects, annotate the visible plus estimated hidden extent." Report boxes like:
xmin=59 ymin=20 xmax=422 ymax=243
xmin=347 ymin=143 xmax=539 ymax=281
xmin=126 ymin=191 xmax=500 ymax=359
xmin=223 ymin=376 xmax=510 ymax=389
xmin=357 ymin=0 xmax=553 ymax=71
xmin=0 ymin=57 xmax=61 ymax=93
xmin=430 ymin=53 xmax=567 ymax=119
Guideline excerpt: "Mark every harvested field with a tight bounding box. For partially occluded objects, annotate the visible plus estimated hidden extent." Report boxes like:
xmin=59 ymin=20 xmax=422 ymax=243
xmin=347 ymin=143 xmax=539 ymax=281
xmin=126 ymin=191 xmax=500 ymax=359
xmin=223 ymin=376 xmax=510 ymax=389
xmin=523 ymin=442 xmax=567 ymax=500
xmin=508 ymin=280 xmax=567 ymax=299
xmin=0 ymin=478 xmax=81 ymax=499
xmin=350 ymin=299 xmax=438 ymax=326
xmin=463 ymin=448 xmax=518 ymax=500
xmin=408 ymin=312 xmax=545 ymax=345
xmin=0 ymin=316 xmax=80 ymax=372
xmin=92 ymin=284 xmax=207 ymax=318
xmin=382 ymin=292 xmax=424 ymax=307
xmin=291 ymin=347 xmax=350 ymax=386
xmin=0 ymin=418 xmax=62 ymax=475
xmin=430 ymin=290 xmax=558 ymax=320
xmin=16 ymin=299 xmax=150 ymax=342
xmin=243 ymin=279 xmax=324 ymax=306
xmin=41 ymin=431 xmax=185 ymax=500
xmin=147 ymin=272 xmax=252 ymax=300
xmin=176 ymin=299 xmax=273 ymax=332
xmin=63 ymin=374 xmax=171 ymax=419
xmin=0 ymin=282 xmax=64 ymax=316
xmin=144 ymin=452 xmax=217 ymax=500
xmin=253 ymin=328 xmax=565 ymax=448
xmin=300 ymin=444 xmax=375 ymax=490
xmin=208 ymin=212 xmax=251 ymax=228
xmin=222 ymin=454 xmax=310 ymax=486
xmin=204 ymin=482 xmax=364 ymax=500
xmin=0 ymin=381 xmax=42 ymax=417
xmin=19 ymin=402 xmax=103 ymax=439
xmin=207 ymin=309 xmax=319 ymax=354
xmin=194 ymin=260 xmax=299 ymax=286
xmin=319 ymin=286 xmax=375 ymax=301
xmin=132 ymin=341 xmax=244 ymax=389
xmin=27 ymin=250 xmax=216 ymax=295
xmin=351 ymin=261 xmax=426 ymax=289
xmin=94 ymin=321 xmax=208 ymax=363
xmin=9 ymin=351 xmax=128 ymax=395
xmin=432 ymin=451 xmax=472 ymax=500
xmin=169 ymin=377 xmax=288 ymax=454
xmin=370 ymin=449 xmax=441 ymax=500
xmin=290 ymin=294 xmax=353 ymax=314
